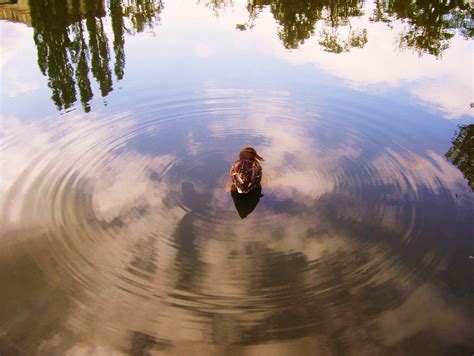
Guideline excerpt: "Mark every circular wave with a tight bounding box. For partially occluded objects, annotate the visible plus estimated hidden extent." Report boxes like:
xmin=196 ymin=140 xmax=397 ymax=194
xmin=0 ymin=87 xmax=469 ymax=348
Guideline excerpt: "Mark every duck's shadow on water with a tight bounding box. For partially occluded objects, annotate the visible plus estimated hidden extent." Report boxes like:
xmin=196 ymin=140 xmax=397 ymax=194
xmin=231 ymin=185 xmax=263 ymax=219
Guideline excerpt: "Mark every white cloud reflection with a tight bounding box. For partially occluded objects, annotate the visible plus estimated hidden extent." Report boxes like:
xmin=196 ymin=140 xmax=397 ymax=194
xmin=194 ymin=43 xmax=214 ymax=57
xmin=0 ymin=22 xmax=41 ymax=98
xmin=4 ymin=71 xmax=40 ymax=97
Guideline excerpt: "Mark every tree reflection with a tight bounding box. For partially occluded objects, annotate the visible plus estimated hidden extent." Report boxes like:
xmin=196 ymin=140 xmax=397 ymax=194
xmin=28 ymin=0 xmax=163 ymax=111
xmin=372 ymin=0 xmax=473 ymax=57
xmin=246 ymin=0 xmax=367 ymax=51
xmin=85 ymin=0 xmax=113 ymax=98
xmin=123 ymin=0 xmax=163 ymax=34
xmin=110 ymin=0 xmax=126 ymax=80
xmin=245 ymin=0 xmax=471 ymax=54
xmin=29 ymin=0 xmax=77 ymax=110
xmin=70 ymin=4 xmax=93 ymax=112
xmin=445 ymin=124 xmax=474 ymax=190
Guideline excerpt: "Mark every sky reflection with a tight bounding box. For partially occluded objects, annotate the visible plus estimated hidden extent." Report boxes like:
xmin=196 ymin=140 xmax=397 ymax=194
xmin=0 ymin=0 xmax=472 ymax=118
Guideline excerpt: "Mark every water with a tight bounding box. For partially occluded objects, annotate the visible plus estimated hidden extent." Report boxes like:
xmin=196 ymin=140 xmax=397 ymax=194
xmin=1 ymin=0 xmax=473 ymax=355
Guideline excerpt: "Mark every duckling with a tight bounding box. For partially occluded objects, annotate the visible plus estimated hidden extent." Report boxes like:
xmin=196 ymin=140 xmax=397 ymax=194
xmin=230 ymin=147 xmax=264 ymax=194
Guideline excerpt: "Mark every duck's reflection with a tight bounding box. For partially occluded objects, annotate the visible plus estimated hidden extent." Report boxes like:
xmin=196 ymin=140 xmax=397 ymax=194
xmin=231 ymin=186 xmax=263 ymax=219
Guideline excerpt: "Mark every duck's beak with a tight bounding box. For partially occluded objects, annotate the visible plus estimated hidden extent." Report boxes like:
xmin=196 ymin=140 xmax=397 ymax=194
xmin=256 ymin=154 xmax=264 ymax=161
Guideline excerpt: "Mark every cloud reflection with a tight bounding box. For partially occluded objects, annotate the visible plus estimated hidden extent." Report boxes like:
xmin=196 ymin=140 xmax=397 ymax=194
xmin=248 ymin=3 xmax=473 ymax=118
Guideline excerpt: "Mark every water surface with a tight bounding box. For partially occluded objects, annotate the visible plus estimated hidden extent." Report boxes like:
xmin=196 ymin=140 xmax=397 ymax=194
xmin=1 ymin=0 xmax=473 ymax=355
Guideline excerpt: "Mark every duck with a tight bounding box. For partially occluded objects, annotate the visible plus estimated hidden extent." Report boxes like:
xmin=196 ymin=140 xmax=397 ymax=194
xmin=230 ymin=147 xmax=264 ymax=194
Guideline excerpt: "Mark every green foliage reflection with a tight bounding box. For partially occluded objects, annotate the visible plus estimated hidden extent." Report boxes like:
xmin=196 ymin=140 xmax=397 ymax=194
xmin=245 ymin=0 xmax=472 ymax=54
xmin=123 ymin=0 xmax=163 ymax=34
xmin=445 ymin=124 xmax=474 ymax=190
xmin=29 ymin=0 xmax=78 ymax=110
xmin=246 ymin=0 xmax=367 ymax=50
xmin=372 ymin=0 xmax=473 ymax=57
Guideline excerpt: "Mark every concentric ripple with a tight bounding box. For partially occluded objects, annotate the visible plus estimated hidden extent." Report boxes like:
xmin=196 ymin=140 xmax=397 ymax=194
xmin=1 ymin=87 xmax=472 ymax=353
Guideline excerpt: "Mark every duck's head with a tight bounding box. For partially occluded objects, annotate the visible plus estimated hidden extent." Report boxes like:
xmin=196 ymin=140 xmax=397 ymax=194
xmin=239 ymin=146 xmax=264 ymax=161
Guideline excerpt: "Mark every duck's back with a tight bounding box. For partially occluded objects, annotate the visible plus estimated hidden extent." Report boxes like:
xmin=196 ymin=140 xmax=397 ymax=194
xmin=231 ymin=159 xmax=262 ymax=193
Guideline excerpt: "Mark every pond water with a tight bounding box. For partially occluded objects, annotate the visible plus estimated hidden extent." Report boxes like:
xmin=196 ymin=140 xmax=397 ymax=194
xmin=0 ymin=0 xmax=473 ymax=355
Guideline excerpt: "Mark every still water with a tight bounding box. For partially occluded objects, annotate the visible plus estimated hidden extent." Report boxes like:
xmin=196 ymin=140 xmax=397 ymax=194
xmin=0 ymin=0 xmax=473 ymax=354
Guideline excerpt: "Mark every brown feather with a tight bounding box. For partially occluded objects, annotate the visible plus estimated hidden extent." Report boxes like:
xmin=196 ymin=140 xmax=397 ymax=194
xmin=230 ymin=149 xmax=263 ymax=194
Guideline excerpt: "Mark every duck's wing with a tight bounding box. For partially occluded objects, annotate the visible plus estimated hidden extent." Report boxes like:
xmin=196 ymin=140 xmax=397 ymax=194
xmin=230 ymin=160 xmax=245 ymax=186
xmin=251 ymin=160 xmax=262 ymax=185
xmin=230 ymin=160 xmax=240 ymax=180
